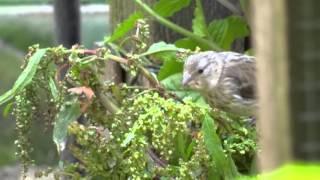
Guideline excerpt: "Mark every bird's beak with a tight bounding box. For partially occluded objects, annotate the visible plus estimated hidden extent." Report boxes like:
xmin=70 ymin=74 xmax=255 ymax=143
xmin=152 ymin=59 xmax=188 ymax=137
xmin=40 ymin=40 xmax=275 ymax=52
xmin=182 ymin=73 xmax=191 ymax=86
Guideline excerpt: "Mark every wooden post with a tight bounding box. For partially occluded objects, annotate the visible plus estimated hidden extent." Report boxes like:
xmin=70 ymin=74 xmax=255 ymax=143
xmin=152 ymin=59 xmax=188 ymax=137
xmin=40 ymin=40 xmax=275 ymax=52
xmin=254 ymin=0 xmax=320 ymax=171
xmin=252 ymin=0 xmax=292 ymax=171
xmin=53 ymin=1 xmax=81 ymax=176
xmin=53 ymin=0 xmax=80 ymax=48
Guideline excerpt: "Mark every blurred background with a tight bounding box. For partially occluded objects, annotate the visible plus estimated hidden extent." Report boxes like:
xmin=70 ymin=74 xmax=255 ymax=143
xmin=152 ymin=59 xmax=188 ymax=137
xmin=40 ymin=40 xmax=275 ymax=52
xmin=0 ymin=0 xmax=108 ymax=176
xmin=1 ymin=0 xmax=319 ymax=178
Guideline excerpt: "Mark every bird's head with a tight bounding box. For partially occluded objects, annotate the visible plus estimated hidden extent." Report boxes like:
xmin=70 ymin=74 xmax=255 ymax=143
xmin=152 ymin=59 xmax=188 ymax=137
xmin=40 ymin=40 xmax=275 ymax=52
xmin=182 ymin=51 xmax=223 ymax=91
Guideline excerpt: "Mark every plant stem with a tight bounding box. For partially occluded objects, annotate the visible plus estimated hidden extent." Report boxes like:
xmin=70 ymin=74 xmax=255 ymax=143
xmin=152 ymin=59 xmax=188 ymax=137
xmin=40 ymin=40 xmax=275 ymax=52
xmin=88 ymin=65 xmax=120 ymax=113
xmin=100 ymin=55 xmax=160 ymax=88
xmin=103 ymin=54 xmax=128 ymax=64
xmin=135 ymin=0 xmax=222 ymax=51
xmin=216 ymin=0 xmax=242 ymax=15
xmin=97 ymin=90 xmax=119 ymax=114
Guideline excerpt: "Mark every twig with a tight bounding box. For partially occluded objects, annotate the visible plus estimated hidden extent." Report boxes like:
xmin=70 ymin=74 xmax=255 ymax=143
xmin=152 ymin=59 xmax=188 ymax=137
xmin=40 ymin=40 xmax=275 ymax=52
xmin=147 ymin=147 xmax=167 ymax=168
xmin=216 ymin=0 xmax=242 ymax=15
xmin=87 ymin=65 xmax=120 ymax=114
xmin=100 ymin=54 xmax=128 ymax=64
xmin=100 ymin=54 xmax=160 ymax=88
xmin=82 ymin=49 xmax=97 ymax=55
xmin=96 ymin=91 xmax=119 ymax=114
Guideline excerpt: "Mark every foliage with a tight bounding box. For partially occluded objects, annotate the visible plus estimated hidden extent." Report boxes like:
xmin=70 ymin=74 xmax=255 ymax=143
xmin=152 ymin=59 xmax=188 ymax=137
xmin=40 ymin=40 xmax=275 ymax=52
xmin=239 ymin=163 xmax=320 ymax=180
xmin=0 ymin=0 xmax=106 ymax=5
xmin=153 ymin=0 xmax=191 ymax=18
xmin=0 ymin=13 xmax=110 ymax=166
xmin=0 ymin=0 xmax=256 ymax=179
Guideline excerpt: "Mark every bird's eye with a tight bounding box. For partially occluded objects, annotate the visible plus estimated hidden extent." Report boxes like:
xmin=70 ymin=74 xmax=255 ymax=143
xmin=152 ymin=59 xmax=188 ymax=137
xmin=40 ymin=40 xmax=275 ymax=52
xmin=197 ymin=69 xmax=204 ymax=74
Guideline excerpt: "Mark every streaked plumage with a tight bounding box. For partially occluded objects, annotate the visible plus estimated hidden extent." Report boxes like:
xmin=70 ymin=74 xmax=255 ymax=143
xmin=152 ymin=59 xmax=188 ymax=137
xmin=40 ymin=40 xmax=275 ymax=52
xmin=182 ymin=51 xmax=256 ymax=116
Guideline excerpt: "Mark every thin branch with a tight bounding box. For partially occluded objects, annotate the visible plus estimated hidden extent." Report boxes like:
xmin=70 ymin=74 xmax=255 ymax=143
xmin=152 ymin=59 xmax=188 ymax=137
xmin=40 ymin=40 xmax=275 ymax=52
xmin=147 ymin=147 xmax=167 ymax=168
xmin=101 ymin=54 xmax=128 ymax=64
xmin=100 ymin=54 xmax=160 ymax=88
xmin=87 ymin=65 xmax=120 ymax=114
xmin=216 ymin=0 xmax=242 ymax=15
xmin=96 ymin=91 xmax=119 ymax=114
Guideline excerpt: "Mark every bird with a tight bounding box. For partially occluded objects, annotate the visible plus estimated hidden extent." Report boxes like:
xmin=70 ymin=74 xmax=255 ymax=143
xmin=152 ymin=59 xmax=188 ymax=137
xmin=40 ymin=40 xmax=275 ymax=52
xmin=182 ymin=51 xmax=256 ymax=116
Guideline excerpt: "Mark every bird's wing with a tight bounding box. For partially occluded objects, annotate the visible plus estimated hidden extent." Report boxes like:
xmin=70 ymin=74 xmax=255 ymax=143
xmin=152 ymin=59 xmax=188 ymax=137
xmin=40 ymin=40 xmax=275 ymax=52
xmin=220 ymin=55 xmax=256 ymax=100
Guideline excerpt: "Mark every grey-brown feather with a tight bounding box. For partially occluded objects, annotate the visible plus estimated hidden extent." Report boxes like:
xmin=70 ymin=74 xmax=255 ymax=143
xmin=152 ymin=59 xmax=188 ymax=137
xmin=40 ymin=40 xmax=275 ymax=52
xmin=182 ymin=51 xmax=256 ymax=116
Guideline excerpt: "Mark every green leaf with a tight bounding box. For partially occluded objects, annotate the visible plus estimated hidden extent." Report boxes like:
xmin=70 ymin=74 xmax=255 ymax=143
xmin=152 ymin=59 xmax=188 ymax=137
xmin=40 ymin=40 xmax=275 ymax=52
xmin=138 ymin=41 xmax=182 ymax=57
xmin=192 ymin=0 xmax=208 ymax=37
xmin=0 ymin=48 xmax=47 ymax=106
xmin=141 ymin=42 xmax=184 ymax=80
xmin=208 ymin=16 xmax=249 ymax=50
xmin=175 ymin=37 xmax=211 ymax=50
xmin=104 ymin=12 xmax=143 ymax=43
xmin=153 ymin=0 xmax=191 ymax=17
xmin=49 ymin=77 xmax=59 ymax=101
xmin=157 ymin=57 xmax=183 ymax=80
xmin=161 ymin=73 xmax=207 ymax=106
xmin=175 ymin=38 xmax=198 ymax=50
xmin=2 ymin=102 xmax=13 ymax=118
xmin=176 ymin=132 xmax=189 ymax=160
xmin=53 ymin=97 xmax=81 ymax=153
xmin=121 ymin=118 xmax=142 ymax=147
xmin=202 ymin=114 xmax=238 ymax=179
xmin=121 ymin=132 xmax=135 ymax=147
xmin=186 ymin=140 xmax=196 ymax=160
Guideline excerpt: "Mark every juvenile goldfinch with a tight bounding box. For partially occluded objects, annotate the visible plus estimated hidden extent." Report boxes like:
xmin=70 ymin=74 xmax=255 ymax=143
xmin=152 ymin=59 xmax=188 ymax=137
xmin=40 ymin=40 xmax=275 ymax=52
xmin=182 ymin=51 xmax=256 ymax=116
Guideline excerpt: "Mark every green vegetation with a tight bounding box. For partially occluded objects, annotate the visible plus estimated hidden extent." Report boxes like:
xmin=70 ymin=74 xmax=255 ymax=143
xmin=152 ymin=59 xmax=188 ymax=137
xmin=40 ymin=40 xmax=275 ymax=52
xmin=0 ymin=0 xmax=106 ymax=5
xmin=239 ymin=163 xmax=320 ymax=180
xmin=0 ymin=48 xmax=21 ymax=166
xmin=0 ymin=12 xmax=109 ymax=166
xmin=0 ymin=0 xmax=256 ymax=179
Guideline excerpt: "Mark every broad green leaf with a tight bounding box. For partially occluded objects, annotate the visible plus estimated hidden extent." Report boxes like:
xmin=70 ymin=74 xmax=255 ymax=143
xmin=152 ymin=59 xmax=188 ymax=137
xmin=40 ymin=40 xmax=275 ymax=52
xmin=174 ymin=132 xmax=195 ymax=161
xmin=53 ymin=97 xmax=81 ymax=153
xmin=175 ymin=37 xmax=211 ymax=50
xmin=153 ymin=0 xmax=191 ymax=18
xmin=192 ymin=0 xmax=208 ymax=37
xmin=202 ymin=114 xmax=238 ymax=179
xmin=208 ymin=16 xmax=249 ymax=50
xmin=175 ymin=38 xmax=198 ymax=50
xmin=186 ymin=140 xmax=196 ymax=160
xmin=161 ymin=73 xmax=207 ymax=106
xmin=138 ymin=41 xmax=182 ymax=57
xmin=142 ymin=42 xmax=184 ymax=80
xmin=157 ymin=57 xmax=183 ymax=80
xmin=176 ymin=133 xmax=187 ymax=160
xmin=104 ymin=12 xmax=143 ymax=43
xmin=0 ymin=48 xmax=47 ymax=106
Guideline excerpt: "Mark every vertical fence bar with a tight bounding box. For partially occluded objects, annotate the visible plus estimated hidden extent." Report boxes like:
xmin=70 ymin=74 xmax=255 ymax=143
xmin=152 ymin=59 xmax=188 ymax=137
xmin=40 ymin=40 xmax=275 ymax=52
xmin=287 ymin=0 xmax=320 ymax=161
